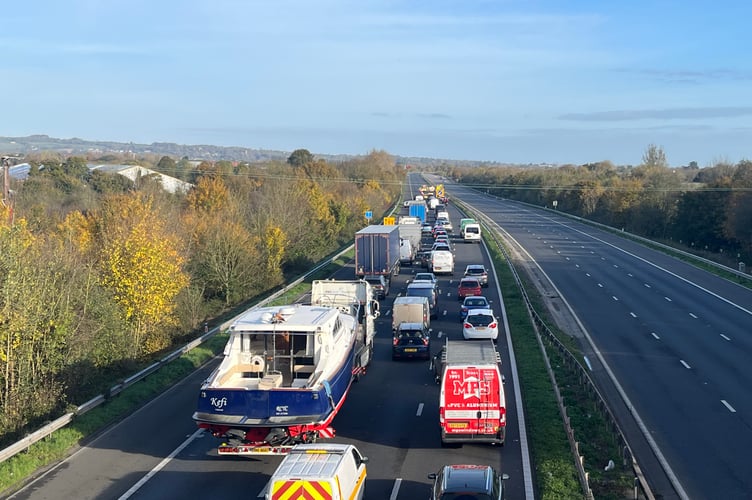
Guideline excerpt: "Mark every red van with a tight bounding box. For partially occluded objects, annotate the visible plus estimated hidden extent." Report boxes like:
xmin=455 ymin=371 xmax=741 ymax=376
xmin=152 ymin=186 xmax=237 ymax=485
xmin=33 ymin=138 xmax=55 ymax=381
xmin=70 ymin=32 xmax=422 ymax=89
xmin=436 ymin=340 xmax=506 ymax=446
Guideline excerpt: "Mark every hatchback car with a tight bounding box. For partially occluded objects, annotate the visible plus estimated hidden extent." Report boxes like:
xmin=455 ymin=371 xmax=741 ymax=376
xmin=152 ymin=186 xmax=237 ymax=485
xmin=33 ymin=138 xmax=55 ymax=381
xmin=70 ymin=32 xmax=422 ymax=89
xmin=413 ymin=272 xmax=438 ymax=287
xmin=433 ymin=228 xmax=448 ymax=240
xmin=460 ymin=296 xmax=491 ymax=321
xmin=463 ymin=308 xmax=499 ymax=340
xmin=364 ymin=275 xmax=389 ymax=300
xmin=392 ymin=322 xmax=431 ymax=360
xmin=429 ymin=464 xmax=509 ymax=500
xmin=457 ymin=278 xmax=482 ymax=301
xmin=422 ymin=224 xmax=433 ymax=236
xmin=464 ymin=264 xmax=489 ymax=287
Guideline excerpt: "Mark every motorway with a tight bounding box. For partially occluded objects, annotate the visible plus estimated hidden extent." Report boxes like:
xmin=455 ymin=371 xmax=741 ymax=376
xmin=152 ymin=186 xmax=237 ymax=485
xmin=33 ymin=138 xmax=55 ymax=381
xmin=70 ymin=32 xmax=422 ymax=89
xmin=8 ymin=177 xmax=533 ymax=499
xmin=438 ymin=176 xmax=752 ymax=500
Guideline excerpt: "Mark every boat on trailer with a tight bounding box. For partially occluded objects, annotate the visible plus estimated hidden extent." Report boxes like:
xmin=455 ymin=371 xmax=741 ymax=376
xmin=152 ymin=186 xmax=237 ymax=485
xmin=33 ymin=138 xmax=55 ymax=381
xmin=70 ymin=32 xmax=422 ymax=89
xmin=193 ymin=303 xmax=360 ymax=455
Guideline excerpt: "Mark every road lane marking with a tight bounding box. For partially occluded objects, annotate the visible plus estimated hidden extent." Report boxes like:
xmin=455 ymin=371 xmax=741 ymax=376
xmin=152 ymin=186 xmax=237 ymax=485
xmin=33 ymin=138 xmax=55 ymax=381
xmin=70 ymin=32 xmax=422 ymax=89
xmin=583 ymin=356 xmax=593 ymax=371
xmin=597 ymin=283 xmax=603 ymax=287
xmin=612 ymin=296 xmax=619 ymax=301
xmin=664 ymin=297 xmax=672 ymax=302
xmin=644 ymin=283 xmax=651 ymax=288
xmin=630 ymin=312 xmax=637 ymax=318
xmin=689 ymin=313 xmax=698 ymax=319
xmin=390 ymin=478 xmax=403 ymax=500
xmin=720 ymin=334 xmax=731 ymax=341
xmin=416 ymin=403 xmax=424 ymax=416
xmin=680 ymin=360 xmax=691 ymax=369
xmin=721 ymin=400 xmax=737 ymax=413
xmin=119 ymin=429 xmax=204 ymax=499
xmin=651 ymin=332 xmax=660 ymax=340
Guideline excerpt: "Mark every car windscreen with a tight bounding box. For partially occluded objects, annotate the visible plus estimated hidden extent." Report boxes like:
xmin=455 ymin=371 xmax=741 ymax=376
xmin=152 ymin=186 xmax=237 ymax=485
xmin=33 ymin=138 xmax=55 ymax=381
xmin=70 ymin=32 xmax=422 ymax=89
xmin=407 ymin=288 xmax=434 ymax=303
xmin=466 ymin=314 xmax=494 ymax=326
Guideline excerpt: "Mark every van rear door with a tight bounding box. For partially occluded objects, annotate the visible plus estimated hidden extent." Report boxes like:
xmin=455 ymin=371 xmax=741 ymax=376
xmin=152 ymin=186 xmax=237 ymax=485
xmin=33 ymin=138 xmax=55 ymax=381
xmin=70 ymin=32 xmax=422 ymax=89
xmin=440 ymin=365 xmax=505 ymax=444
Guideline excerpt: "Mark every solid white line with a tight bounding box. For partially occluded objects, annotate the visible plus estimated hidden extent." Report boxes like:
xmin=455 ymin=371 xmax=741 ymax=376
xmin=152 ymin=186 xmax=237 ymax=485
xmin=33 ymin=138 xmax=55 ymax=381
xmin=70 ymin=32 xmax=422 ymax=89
xmin=720 ymin=334 xmax=731 ymax=341
xmin=680 ymin=360 xmax=691 ymax=369
xmin=689 ymin=313 xmax=698 ymax=319
xmin=389 ymin=478 xmax=403 ymax=500
xmin=651 ymin=332 xmax=661 ymax=340
xmin=721 ymin=400 xmax=737 ymax=413
xmin=416 ymin=403 xmax=424 ymax=416
xmin=119 ymin=429 xmax=204 ymax=499
xmin=630 ymin=312 xmax=637 ymax=318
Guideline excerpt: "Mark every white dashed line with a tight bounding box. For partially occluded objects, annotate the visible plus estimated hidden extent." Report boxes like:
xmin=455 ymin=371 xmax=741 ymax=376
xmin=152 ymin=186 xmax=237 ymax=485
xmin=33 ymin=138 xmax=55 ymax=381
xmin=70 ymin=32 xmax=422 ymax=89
xmin=720 ymin=334 xmax=731 ymax=341
xmin=612 ymin=296 xmax=619 ymax=301
xmin=416 ymin=403 xmax=424 ymax=416
xmin=689 ymin=313 xmax=698 ymax=319
xmin=721 ymin=400 xmax=737 ymax=413
xmin=597 ymin=283 xmax=603 ymax=288
xmin=644 ymin=283 xmax=651 ymax=288
xmin=679 ymin=360 xmax=691 ymax=369
xmin=390 ymin=478 xmax=403 ymax=500
xmin=630 ymin=312 xmax=637 ymax=318
xmin=651 ymin=332 xmax=660 ymax=340
xmin=664 ymin=297 xmax=672 ymax=302
xmin=586 ymin=273 xmax=591 ymax=277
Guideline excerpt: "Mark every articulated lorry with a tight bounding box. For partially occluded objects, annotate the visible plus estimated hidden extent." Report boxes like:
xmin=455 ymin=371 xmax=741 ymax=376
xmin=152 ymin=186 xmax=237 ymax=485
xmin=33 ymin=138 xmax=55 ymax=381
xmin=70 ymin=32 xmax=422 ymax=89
xmin=355 ymin=225 xmax=401 ymax=279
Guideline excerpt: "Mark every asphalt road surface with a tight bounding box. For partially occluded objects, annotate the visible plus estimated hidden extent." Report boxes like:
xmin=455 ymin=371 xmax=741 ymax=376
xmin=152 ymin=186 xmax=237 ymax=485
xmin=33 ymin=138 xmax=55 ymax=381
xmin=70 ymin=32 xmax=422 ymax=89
xmin=437 ymin=175 xmax=752 ymax=500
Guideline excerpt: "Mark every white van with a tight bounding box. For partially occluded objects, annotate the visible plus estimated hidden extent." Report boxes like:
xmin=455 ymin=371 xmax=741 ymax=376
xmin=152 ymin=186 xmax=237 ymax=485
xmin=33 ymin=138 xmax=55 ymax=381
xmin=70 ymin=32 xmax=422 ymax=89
xmin=392 ymin=295 xmax=430 ymax=331
xmin=431 ymin=249 xmax=454 ymax=275
xmin=266 ymin=443 xmax=368 ymax=500
xmin=463 ymin=223 xmax=481 ymax=243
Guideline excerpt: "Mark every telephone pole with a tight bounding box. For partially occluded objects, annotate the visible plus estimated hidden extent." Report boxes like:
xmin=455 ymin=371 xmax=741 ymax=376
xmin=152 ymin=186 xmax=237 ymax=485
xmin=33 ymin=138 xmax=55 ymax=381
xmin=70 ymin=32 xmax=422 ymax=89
xmin=1 ymin=155 xmax=15 ymax=224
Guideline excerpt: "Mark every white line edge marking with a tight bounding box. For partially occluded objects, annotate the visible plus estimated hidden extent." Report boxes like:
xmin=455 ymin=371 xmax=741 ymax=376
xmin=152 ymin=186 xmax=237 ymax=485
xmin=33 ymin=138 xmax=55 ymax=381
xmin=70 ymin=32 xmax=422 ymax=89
xmin=119 ymin=428 xmax=204 ymax=499
xmin=721 ymin=400 xmax=737 ymax=413
xmin=390 ymin=478 xmax=403 ymax=500
xmin=416 ymin=402 xmax=424 ymax=416
xmin=680 ymin=360 xmax=691 ymax=369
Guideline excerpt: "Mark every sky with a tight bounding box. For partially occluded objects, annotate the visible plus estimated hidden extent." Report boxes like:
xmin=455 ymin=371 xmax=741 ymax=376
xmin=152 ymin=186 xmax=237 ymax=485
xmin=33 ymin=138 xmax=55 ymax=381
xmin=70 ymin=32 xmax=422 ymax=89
xmin=2 ymin=0 xmax=751 ymax=167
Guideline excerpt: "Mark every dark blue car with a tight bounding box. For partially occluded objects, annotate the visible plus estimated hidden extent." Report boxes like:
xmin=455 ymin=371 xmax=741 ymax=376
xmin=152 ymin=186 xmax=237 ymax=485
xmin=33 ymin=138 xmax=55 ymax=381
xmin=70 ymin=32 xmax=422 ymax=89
xmin=460 ymin=296 xmax=490 ymax=321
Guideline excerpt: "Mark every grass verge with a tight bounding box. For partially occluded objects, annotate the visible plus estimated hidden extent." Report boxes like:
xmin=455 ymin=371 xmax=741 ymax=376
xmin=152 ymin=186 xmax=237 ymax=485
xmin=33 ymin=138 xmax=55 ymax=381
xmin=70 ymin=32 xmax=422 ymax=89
xmin=485 ymin=239 xmax=582 ymax=499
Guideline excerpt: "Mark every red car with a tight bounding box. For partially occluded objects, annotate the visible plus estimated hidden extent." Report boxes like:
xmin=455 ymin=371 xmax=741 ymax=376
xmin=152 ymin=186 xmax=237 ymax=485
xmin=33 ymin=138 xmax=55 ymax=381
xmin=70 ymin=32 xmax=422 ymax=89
xmin=457 ymin=278 xmax=482 ymax=301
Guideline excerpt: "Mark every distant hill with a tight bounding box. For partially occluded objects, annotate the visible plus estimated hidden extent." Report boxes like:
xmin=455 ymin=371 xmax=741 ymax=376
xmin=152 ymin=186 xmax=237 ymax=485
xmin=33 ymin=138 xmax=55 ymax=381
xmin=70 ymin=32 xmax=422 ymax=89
xmin=0 ymin=134 xmax=522 ymax=168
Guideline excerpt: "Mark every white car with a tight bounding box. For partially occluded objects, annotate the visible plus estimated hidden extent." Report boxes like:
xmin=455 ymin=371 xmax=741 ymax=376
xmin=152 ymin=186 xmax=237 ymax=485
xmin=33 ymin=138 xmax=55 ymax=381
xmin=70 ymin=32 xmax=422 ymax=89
xmin=462 ymin=308 xmax=499 ymax=340
xmin=412 ymin=272 xmax=438 ymax=287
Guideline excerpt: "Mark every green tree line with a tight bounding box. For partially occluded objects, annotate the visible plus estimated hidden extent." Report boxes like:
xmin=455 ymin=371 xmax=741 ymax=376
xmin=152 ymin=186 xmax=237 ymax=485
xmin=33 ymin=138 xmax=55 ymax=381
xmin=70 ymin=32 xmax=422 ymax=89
xmin=0 ymin=149 xmax=403 ymax=445
xmin=448 ymin=145 xmax=752 ymax=266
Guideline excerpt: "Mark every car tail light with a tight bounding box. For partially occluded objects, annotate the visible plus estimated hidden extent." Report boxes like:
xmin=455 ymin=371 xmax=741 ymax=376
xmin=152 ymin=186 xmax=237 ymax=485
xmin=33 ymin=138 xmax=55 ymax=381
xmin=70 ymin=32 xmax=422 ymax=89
xmin=463 ymin=322 xmax=471 ymax=329
xmin=392 ymin=337 xmax=399 ymax=346
xmin=423 ymin=337 xmax=430 ymax=346
xmin=461 ymin=307 xmax=468 ymax=313
xmin=489 ymin=322 xmax=497 ymax=329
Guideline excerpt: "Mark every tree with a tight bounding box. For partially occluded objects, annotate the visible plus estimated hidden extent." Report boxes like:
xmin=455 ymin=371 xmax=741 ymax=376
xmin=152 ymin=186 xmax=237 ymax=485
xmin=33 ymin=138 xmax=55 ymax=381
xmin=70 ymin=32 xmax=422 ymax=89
xmin=95 ymin=193 xmax=189 ymax=356
xmin=287 ymin=149 xmax=314 ymax=167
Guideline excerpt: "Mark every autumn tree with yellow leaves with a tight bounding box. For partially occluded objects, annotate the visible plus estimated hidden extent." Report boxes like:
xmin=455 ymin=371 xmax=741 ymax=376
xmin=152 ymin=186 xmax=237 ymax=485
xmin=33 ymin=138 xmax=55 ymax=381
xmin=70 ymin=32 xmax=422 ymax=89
xmin=94 ymin=193 xmax=189 ymax=356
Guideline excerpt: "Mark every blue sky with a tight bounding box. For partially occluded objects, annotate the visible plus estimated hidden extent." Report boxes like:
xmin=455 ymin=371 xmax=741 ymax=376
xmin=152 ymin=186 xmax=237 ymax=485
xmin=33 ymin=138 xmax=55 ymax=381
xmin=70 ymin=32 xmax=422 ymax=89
xmin=2 ymin=1 xmax=750 ymax=166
